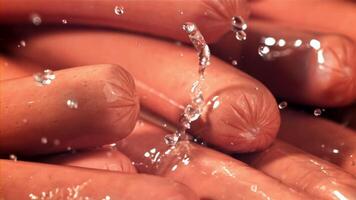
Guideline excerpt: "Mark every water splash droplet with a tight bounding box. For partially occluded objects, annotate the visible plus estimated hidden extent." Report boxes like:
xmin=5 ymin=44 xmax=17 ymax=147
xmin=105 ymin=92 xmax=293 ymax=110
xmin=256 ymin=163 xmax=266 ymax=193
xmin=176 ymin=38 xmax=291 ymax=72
xmin=258 ymin=45 xmax=270 ymax=57
xmin=231 ymin=60 xmax=238 ymax=66
xmin=66 ymin=99 xmax=78 ymax=109
xmin=33 ymin=69 xmax=56 ymax=85
xmin=278 ymin=101 xmax=288 ymax=110
xmin=114 ymin=6 xmax=125 ymax=15
xmin=164 ymin=134 xmax=180 ymax=146
xmin=30 ymin=13 xmax=42 ymax=26
xmin=231 ymin=16 xmax=247 ymax=41
xmin=294 ymin=39 xmax=303 ymax=47
xmin=263 ymin=37 xmax=276 ymax=46
xmin=41 ymin=137 xmax=48 ymax=144
xmin=314 ymin=108 xmax=322 ymax=116
xmin=309 ymin=39 xmax=321 ymax=50
xmin=9 ymin=154 xmax=17 ymax=161
xmin=20 ymin=40 xmax=26 ymax=47
xmin=62 ymin=19 xmax=68 ymax=24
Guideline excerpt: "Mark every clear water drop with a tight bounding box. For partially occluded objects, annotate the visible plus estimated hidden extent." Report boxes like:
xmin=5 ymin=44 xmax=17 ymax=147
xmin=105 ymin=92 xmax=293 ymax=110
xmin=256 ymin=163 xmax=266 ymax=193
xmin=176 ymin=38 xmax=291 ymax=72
xmin=62 ymin=19 xmax=68 ymax=24
xmin=182 ymin=23 xmax=196 ymax=34
xmin=30 ymin=13 xmax=42 ymax=26
xmin=20 ymin=40 xmax=26 ymax=47
xmin=41 ymin=137 xmax=48 ymax=144
xmin=231 ymin=16 xmax=247 ymax=41
xmin=314 ymin=108 xmax=322 ymax=116
xmin=33 ymin=69 xmax=56 ymax=85
xmin=278 ymin=101 xmax=288 ymax=110
xmin=9 ymin=154 xmax=17 ymax=161
xmin=164 ymin=134 xmax=179 ymax=146
xmin=114 ymin=6 xmax=125 ymax=15
xmin=66 ymin=99 xmax=78 ymax=109
xmin=258 ymin=45 xmax=270 ymax=57
xmin=231 ymin=60 xmax=238 ymax=66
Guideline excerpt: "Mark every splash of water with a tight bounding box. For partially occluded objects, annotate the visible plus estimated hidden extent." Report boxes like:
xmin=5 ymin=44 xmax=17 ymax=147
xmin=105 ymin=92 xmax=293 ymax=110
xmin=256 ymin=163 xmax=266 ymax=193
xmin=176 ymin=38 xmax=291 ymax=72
xmin=164 ymin=22 xmax=210 ymax=146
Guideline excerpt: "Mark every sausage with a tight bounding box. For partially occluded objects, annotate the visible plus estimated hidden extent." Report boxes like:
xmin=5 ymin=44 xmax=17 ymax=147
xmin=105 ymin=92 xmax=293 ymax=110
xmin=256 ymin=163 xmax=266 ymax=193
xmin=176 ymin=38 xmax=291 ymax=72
xmin=278 ymin=110 xmax=356 ymax=176
xmin=249 ymin=0 xmax=356 ymax=43
xmin=0 ymin=159 xmax=198 ymax=200
xmin=0 ymin=55 xmax=43 ymax=81
xmin=238 ymin=140 xmax=356 ymax=199
xmin=116 ymin=118 xmax=311 ymax=200
xmin=212 ymin=20 xmax=356 ymax=106
xmin=0 ymin=64 xmax=139 ymax=156
xmin=0 ymin=0 xmax=250 ymax=43
xmin=5 ymin=28 xmax=281 ymax=153
xmin=44 ymin=148 xmax=137 ymax=173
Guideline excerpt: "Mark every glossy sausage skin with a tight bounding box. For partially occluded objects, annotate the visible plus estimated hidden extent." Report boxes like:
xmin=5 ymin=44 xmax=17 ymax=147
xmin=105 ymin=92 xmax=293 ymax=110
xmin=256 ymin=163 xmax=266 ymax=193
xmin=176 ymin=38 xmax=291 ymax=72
xmin=6 ymin=29 xmax=280 ymax=153
xmin=0 ymin=64 xmax=139 ymax=156
xmin=213 ymin=20 xmax=356 ymax=106
xmin=44 ymin=148 xmax=137 ymax=173
xmin=0 ymin=159 xmax=198 ymax=200
xmin=278 ymin=110 xmax=356 ymax=176
xmin=239 ymin=140 xmax=356 ymax=200
xmin=116 ymin=119 xmax=311 ymax=200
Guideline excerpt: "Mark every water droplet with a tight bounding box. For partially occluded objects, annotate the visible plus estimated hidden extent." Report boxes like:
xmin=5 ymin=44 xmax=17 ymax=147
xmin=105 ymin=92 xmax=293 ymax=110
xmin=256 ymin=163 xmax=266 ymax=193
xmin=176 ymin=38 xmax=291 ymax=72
xmin=263 ymin=37 xmax=276 ymax=46
xmin=183 ymin=105 xmax=200 ymax=122
xmin=182 ymin=155 xmax=190 ymax=165
xmin=144 ymin=152 xmax=150 ymax=158
xmin=294 ymin=39 xmax=302 ymax=47
xmin=231 ymin=60 xmax=238 ymax=66
xmin=114 ymin=6 xmax=125 ymax=15
xmin=171 ymin=164 xmax=178 ymax=171
xmin=179 ymin=10 xmax=184 ymax=15
xmin=33 ymin=69 xmax=56 ymax=85
xmin=332 ymin=149 xmax=340 ymax=154
xmin=309 ymin=39 xmax=321 ymax=50
xmin=235 ymin=31 xmax=247 ymax=41
xmin=20 ymin=40 xmax=26 ymax=47
xmin=62 ymin=19 xmax=68 ymax=24
xmin=66 ymin=99 xmax=78 ymax=109
xmin=278 ymin=101 xmax=288 ymax=109
xmin=41 ymin=137 xmax=48 ymax=144
xmin=258 ymin=45 xmax=270 ymax=57
xmin=231 ymin=16 xmax=247 ymax=41
xmin=150 ymin=148 xmax=156 ymax=154
xmin=321 ymin=144 xmax=325 ymax=148
xmin=314 ymin=108 xmax=322 ymax=116
xmin=30 ymin=13 xmax=42 ymax=26
xmin=182 ymin=23 xmax=196 ymax=34
xmin=164 ymin=134 xmax=179 ymax=146
xmin=9 ymin=154 xmax=17 ymax=161
xmin=277 ymin=39 xmax=286 ymax=47
xmin=103 ymin=195 xmax=111 ymax=200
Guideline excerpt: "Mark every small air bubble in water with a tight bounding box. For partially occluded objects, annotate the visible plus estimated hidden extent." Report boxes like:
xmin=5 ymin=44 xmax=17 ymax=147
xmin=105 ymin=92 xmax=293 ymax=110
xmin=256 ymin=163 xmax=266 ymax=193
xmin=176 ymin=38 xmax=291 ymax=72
xmin=114 ymin=6 xmax=125 ymax=16
xmin=231 ymin=60 xmax=238 ymax=66
xmin=9 ymin=154 xmax=17 ymax=161
xmin=62 ymin=19 xmax=68 ymax=24
xmin=33 ymin=69 xmax=56 ymax=85
xmin=30 ymin=13 xmax=42 ymax=26
xmin=66 ymin=99 xmax=78 ymax=109
xmin=41 ymin=137 xmax=48 ymax=144
xmin=278 ymin=101 xmax=288 ymax=110
xmin=314 ymin=108 xmax=322 ymax=116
